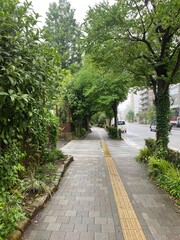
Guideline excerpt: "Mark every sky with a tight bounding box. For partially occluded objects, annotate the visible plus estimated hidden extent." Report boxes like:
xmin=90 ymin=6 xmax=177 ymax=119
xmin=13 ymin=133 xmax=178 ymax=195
xmin=30 ymin=0 xmax=115 ymax=26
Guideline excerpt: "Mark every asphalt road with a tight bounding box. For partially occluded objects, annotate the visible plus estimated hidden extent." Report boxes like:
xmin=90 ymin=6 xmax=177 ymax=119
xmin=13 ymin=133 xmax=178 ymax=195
xmin=122 ymin=122 xmax=180 ymax=152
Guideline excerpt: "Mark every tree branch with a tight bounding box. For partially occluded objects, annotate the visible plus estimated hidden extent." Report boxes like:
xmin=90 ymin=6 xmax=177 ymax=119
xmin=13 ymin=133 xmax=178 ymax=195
xmin=170 ymin=43 xmax=180 ymax=60
xmin=171 ymin=49 xmax=180 ymax=79
xmin=127 ymin=29 xmax=156 ymax=56
xmin=133 ymin=0 xmax=146 ymax=38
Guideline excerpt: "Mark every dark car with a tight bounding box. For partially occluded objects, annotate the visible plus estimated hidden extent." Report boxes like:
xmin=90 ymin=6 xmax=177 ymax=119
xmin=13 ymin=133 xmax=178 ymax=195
xmin=150 ymin=122 xmax=172 ymax=132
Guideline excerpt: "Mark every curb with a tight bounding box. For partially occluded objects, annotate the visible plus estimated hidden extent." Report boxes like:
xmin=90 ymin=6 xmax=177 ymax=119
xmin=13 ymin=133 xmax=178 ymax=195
xmin=7 ymin=155 xmax=74 ymax=240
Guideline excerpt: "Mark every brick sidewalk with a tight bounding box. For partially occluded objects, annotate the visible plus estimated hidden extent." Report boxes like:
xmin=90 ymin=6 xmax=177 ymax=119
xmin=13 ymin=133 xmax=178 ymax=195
xmin=22 ymin=127 xmax=180 ymax=240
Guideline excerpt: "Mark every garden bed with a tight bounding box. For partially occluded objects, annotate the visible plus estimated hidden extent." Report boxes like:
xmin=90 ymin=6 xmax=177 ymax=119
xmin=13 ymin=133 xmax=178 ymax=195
xmin=7 ymin=155 xmax=73 ymax=240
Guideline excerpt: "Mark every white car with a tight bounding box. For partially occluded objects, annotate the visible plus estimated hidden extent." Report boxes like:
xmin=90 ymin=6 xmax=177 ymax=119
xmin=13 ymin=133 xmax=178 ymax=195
xmin=117 ymin=120 xmax=127 ymax=133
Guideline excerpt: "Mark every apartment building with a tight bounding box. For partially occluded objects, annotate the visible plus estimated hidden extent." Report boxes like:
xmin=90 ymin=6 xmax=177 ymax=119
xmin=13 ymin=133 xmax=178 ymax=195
xmin=139 ymin=89 xmax=154 ymax=112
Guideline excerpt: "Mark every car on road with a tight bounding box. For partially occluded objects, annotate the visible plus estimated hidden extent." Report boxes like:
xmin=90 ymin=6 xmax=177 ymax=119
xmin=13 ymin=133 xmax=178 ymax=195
xmin=150 ymin=121 xmax=156 ymax=131
xmin=117 ymin=120 xmax=127 ymax=133
xmin=150 ymin=121 xmax=172 ymax=132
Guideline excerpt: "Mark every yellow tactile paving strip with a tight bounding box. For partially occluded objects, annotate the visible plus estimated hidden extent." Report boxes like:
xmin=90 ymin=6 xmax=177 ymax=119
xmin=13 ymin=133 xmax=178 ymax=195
xmin=101 ymin=140 xmax=147 ymax=240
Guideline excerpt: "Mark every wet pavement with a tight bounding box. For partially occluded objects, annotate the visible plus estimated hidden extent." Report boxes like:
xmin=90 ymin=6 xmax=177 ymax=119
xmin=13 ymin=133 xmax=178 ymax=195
xmin=22 ymin=127 xmax=180 ymax=240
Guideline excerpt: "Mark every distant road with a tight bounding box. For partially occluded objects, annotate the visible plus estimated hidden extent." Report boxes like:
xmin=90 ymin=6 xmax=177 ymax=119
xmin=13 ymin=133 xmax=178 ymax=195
xmin=122 ymin=122 xmax=180 ymax=152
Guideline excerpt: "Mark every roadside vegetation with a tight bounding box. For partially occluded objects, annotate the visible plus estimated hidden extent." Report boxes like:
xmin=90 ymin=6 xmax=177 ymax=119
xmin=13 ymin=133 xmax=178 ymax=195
xmin=0 ymin=1 xmax=65 ymax=239
xmin=136 ymin=138 xmax=180 ymax=205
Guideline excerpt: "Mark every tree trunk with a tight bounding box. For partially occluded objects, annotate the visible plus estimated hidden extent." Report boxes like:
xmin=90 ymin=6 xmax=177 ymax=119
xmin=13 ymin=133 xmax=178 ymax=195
xmin=112 ymin=101 xmax=118 ymax=128
xmin=155 ymin=79 xmax=170 ymax=149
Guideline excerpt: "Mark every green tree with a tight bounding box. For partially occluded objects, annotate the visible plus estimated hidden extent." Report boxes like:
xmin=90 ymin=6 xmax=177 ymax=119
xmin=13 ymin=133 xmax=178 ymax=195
xmin=0 ymin=0 xmax=62 ymax=159
xmin=75 ymin=57 xmax=131 ymax=127
xmin=84 ymin=0 xmax=180 ymax=150
xmin=44 ymin=0 xmax=82 ymax=70
xmin=126 ymin=110 xmax=134 ymax=122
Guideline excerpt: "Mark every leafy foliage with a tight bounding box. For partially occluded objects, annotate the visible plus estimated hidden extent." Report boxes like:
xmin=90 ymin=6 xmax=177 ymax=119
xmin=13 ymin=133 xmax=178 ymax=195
xmin=0 ymin=1 xmax=63 ymax=237
xmin=44 ymin=0 xmax=82 ymax=70
xmin=136 ymin=147 xmax=151 ymax=163
xmin=108 ymin=126 xmax=119 ymax=139
xmin=63 ymin=56 xmax=130 ymax=130
xmin=148 ymin=157 xmax=180 ymax=200
xmin=126 ymin=110 xmax=134 ymax=122
xmin=84 ymin=0 xmax=180 ymax=149
xmin=136 ymin=138 xmax=180 ymax=202
xmin=74 ymin=128 xmax=87 ymax=139
xmin=0 ymin=143 xmax=25 ymax=239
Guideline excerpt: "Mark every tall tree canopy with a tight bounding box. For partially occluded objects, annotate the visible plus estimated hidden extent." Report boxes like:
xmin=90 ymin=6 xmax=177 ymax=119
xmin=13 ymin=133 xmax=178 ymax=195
xmin=44 ymin=0 xmax=82 ymax=71
xmin=84 ymin=0 xmax=180 ymax=149
xmin=62 ymin=57 xmax=130 ymax=130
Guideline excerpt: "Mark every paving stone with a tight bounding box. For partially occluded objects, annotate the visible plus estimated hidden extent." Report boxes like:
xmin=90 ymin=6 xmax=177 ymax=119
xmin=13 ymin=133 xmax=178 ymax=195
xmin=74 ymin=223 xmax=88 ymax=232
xmin=89 ymin=211 xmax=100 ymax=217
xmin=46 ymin=222 xmax=61 ymax=231
xmin=59 ymin=223 xmax=74 ymax=232
xmin=53 ymin=210 xmax=66 ymax=216
xmin=95 ymin=232 xmax=109 ymax=240
xmin=65 ymin=210 xmax=77 ymax=217
xmin=32 ymin=230 xmax=52 ymax=240
xmin=80 ymin=232 xmax=94 ymax=240
xmin=88 ymin=223 xmax=102 ymax=233
xmin=68 ymin=216 xmax=82 ymax=224
xmin=77 ymin=210 xmax=89 ymax=217
xmin=82 ymin=217 xmax=95 ymax=224
xmin=56 ymin=216 xmax=70 ymax=224
xmin=44 ymin=216 xmax=57 ymax=223
xmin=167 ymin=234 xmax=180 ymax=240
xmin=101 ymin=223 xmax=115 ymax=233
xmin=49 ymin=232 xmax=65 ymax=240
xmin=64 ymin=232 xmax=80 ymax=240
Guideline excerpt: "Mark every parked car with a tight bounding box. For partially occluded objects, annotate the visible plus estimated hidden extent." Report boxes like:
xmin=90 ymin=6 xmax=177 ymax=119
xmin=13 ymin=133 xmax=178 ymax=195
xmin=150 ymin=121 xmax=156 ymax=131
xmin=150 ymin=121 xmax=172 ymax=132
xmin=117 ymin=120 xmax=127 ymax=133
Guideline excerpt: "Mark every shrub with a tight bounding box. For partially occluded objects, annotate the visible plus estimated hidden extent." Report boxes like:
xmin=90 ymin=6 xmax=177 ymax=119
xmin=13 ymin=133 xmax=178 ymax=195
xmin=148 ymin=157 xmax=180 ymax=200
xmin=0 ymin=192 xmax=25 ymax=240
xmin=35 ymin=163 xmax=59 ymax=184
xmin=98 ymin=113 xmax=106 ymax=127
xmin=108 ymin=126 xmax=118 ymax=139
xmin=145 ymin=138 xmax=180 ymax=169
xmin=136 ymin=147 xmax=151 ymax=163
xmin=0 ymin=144 xmax=25 ymax=239
xmin=43 ymin=148 xmax=64 ymax=163
xmin=23 ymin=174 xmax=51 ymax=196
xmin=74 ymin=128 xmax=87 ymax=139
xmin=166 ymin=149 xmax=180 ymax=169
xmin=145 ymin=138 xmax=156 ymax=154
xmin=148 ymin=157 xmax=170 ymax=178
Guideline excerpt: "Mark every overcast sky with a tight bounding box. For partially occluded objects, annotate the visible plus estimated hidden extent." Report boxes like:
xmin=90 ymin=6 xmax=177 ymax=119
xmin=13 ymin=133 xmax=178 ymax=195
xmin=30 ymin=0 xmax=115 ymax=26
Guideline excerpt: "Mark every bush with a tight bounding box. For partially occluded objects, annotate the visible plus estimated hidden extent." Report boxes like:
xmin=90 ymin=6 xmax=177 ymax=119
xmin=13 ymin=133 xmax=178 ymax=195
xmin=166 ymin=149 xmax=180 ymax=169
xmin=136 ymin=147 xmax=151 ymax=163
xmin=0 ymin=144 xmax=25 ymax=239
xmin=98 ymin=113 xmax=106 ymax=127
xmin=137 ymin=139 xmax=180 ymax=203
xmin=74 ymin=128 xmax=87 ymax=139
xmin=43 ymin=148 xmax=64 ymax=163
xmin=145 ymin=138 xmax=156 ymax=154
xmin=23 ymin=174 xmax=51 ymax=196
xmin=0 ymin=192 xmax=25 ymax=240
xmin=148 ymin=157 xmax=180 ymax=200
xmin=108 ymin=127 xmax=118 ymax=139
xmin=148 ymin=157 xmax=170 ymax=178
xmin=145 ymin=138 xmax=180 ymax=169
